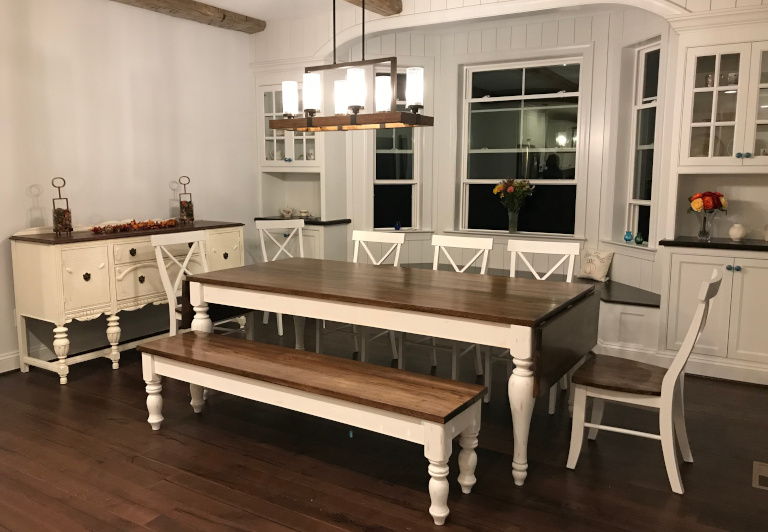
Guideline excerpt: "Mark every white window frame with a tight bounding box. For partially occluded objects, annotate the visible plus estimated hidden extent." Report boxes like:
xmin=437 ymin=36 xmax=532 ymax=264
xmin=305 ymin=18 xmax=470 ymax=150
xmin=625 ymin=42 xmax=661 ymax=248
xmin=458 ymin=56 xmax=585 ymax=236
xmin=373 ymin=69 xmax=421 ymax=230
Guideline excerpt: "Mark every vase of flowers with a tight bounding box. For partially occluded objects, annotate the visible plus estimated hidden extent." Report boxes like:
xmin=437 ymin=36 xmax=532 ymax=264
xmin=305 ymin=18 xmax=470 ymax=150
xmin=688 ymin=191 xmax=727 ymax=241
xmin=493 ymin=179 xmax=534 ymax=233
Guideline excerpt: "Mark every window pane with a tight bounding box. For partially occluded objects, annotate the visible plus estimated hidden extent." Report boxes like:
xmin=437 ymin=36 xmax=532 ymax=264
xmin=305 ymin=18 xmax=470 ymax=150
xmin=376 ymin=152 xmax=413 ymax=180
xmin=472 ymin=69 xmax=523 ymax=98
xmin=467 ymin=184 xmax=576 ymax=234
xmin=642 ymin=49 xmax=660 ymax=101
xmin=690 ymin=127 xmax=710 ymax=157
xmin=374 ymin=185 xmax=412 ymax=228
xmin=692 ymin=92 xmax=713 ymax=123
xmin=525 ymin=64 xmax=580 ymax=95
xmin=713 ymin=126 xmax=735 ymax=157
xmin=762 ymin=51 xmax=768 ymax=84
xmin=716 ymin=90 xmax=738 ymax=122
xmin=376 ymin=129 xmax=394 ymax=150
xmin=637 ymin=107 xmax=656 ymax=147
xmin=468 ymin=152 xmax=526 ymax=180
xmin=636 ymin=205 xmax=650 ymax=243
xmin=264 ymin=92 xmax=274 ymax=114
xmin=521 ymin=98 xmax=578 ymax=150
xmin=694 ymin=56 xmax=716 ymax=88
xmin=633 ymin=149 xmax=654 ymax=200
xmin=470 ymin=104 xmax=521 ymax=150
xmin=719 ymin=53 xmax=740 ymax=86
xmin=394 ymin=128 xmax=412 ymax=150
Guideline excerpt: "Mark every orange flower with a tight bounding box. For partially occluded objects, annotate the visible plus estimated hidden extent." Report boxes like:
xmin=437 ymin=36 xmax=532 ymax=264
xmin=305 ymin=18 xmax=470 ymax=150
xmin=702 ymin=196 xmax=714 ymax=210
xmin=690 ymin=193 xmax=703 ymax=200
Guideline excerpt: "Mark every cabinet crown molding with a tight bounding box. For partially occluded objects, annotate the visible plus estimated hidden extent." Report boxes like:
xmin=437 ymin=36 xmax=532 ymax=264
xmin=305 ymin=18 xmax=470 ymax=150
xmin=669 ymin=6 xmax=768 ymax=33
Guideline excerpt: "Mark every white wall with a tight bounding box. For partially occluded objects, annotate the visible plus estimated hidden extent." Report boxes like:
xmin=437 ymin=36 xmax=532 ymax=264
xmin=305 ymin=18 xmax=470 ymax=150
xmin=0 ymin=0 xmax=256 ymax=362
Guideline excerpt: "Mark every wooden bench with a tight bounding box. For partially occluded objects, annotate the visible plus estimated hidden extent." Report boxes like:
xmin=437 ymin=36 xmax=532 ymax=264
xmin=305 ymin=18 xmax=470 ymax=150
xmin=137 ymin=331 xmax=486 ymax=526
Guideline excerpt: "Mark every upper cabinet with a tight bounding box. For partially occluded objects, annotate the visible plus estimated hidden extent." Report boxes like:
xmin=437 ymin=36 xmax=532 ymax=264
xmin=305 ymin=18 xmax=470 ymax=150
xmin=680 ymin=41 xmax=768 ymax=168
xmin=259 ymin=85 xmax=320 ymax=170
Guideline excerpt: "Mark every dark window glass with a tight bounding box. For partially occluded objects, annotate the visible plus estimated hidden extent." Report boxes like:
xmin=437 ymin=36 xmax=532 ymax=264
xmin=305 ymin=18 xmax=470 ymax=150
xmin=643 ymin=49 xmax=660 ymax=101
xmin=525 ymin=64 xmax=580 ymax=95
xmin=637 ymin=205 xmax=650 ymax=243
xmin=467 ymin=184 xmax=576 ymax=234
xmin=376 ymin=152 xmax=413 ymax=180
xmin=472 ymin=69 xmax=523 ymax=98
xmin=374 ymin=185 xmax=412 ymax=228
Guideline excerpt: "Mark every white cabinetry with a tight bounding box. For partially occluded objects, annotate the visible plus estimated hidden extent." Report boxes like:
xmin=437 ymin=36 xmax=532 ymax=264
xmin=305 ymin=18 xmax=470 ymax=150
xmin=258 ymin=224 xmax=349 ymax=262
xmin=259 ymin=84 xmax=321 ymax=170
xmin=727 ymin=257 xmax=768 ymax=364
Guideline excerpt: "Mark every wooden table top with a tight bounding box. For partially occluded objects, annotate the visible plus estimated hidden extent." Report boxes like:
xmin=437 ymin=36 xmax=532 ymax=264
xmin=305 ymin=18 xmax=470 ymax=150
xmin=188 ymin=258 xmax=595 ymax=328
xmin=139 ymin=332 xmax=486 ymax=423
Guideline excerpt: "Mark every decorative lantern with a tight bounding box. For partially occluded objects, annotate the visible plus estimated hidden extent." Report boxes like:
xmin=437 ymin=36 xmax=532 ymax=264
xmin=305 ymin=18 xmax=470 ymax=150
xmin=51 ymin=177 xmax=73 ymax=236
xmin=179 ymin=176 xmax=194 ymax=223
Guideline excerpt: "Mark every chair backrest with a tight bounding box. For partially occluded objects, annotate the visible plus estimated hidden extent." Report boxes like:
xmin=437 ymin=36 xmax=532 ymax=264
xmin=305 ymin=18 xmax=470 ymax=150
xmin=255 ymin=219 xmax=305 ymax=262
xmin=507 ymin=240 xmax=581 ymax=282
xmin=352 ymin=230 xmax=406 ymax=266
xmin=431 ymin=235 xmax=494 ymax=274
xmin=150 ymin=230 xmax=209 ymax=307
xmin=661 ymin=268 xmax=723 ymax=396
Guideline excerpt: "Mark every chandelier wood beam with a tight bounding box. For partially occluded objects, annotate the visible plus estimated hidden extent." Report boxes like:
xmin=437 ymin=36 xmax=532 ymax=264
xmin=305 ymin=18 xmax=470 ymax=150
xmin=107 ymin=0 xmax=266 ymax=34
xmin=341 ymin=0 xmax=403 ymax=16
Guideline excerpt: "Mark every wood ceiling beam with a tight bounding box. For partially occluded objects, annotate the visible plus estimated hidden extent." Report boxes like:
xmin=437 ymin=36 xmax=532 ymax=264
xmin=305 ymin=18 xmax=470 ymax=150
xmin=108 ymin=0 xmax=266 ymax=34
xmin=341 ymin=0 xmax=403 ymax=17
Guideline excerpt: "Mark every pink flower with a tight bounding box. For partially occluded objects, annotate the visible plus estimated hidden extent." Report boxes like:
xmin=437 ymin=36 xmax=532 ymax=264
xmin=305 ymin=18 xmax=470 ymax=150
xmin=507 ymin=186 xmax=515 ymax=193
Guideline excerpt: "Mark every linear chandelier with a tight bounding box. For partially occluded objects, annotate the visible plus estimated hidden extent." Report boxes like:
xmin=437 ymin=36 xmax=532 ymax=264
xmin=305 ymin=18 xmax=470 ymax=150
xmin=269 ymin=0 xmax=434 ymax=132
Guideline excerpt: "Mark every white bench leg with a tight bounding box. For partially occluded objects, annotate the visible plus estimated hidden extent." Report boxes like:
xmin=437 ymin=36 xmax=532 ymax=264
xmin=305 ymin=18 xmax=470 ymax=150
xmin=145 ymin=377 xmax=164 ymax=430
xmin=424 ymin=423 xmax=452 ymax=526
xmin=458 ymin=411 xmax=480 ymax=495
xmin=293 ymin=316 xmax=305 ymax=350
xmin=190 ymin=384 xmax=205 ymax=414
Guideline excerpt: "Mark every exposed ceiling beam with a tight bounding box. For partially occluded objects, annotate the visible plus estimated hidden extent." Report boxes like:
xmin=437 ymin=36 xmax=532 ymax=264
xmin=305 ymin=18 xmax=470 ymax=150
xmin=108 ymin=0 xmax=266 ymax=34
xmin=341 ymin=0 xmax=403 ymax=17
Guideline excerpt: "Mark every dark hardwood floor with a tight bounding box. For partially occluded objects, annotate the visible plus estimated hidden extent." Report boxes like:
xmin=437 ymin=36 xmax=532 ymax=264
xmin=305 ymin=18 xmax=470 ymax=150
xmin=1 ymin=318 xmax=766 ymax=531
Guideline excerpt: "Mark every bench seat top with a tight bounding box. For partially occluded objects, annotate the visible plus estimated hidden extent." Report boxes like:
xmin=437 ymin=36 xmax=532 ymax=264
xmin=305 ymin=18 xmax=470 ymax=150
xmin=138 ymin=332 xmax=487 ymax=424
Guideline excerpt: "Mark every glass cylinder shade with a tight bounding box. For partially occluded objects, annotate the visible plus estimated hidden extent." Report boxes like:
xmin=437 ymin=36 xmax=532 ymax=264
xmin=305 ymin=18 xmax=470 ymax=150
xmin=281 ymin=81 xmax=299 ymax=116
xmin=375 ymin=75 xmax=392 ymax=112
xmin=405 ymin=67 xmax=424 ymax=108
xmin=302 ymin=73 xmax=322 ymax=113
xmin=334 ymin=80 xmax=348 ymax=115
xmin=346 ymin=68 xmax=366 ymax=110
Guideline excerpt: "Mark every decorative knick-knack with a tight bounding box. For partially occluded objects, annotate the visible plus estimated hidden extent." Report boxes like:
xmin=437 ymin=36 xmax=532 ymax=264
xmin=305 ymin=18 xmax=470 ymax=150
xmin=51 ymin=177 xmax=73 ymax=236
xmin=394 ymin=220 xmax=402 ymax=231
xmin=624 ymin=230 xmax=633 ymax=243
xmin=178 ymin=176 xmax=194 ymax=223
xmin=728 ymin=223 xmax=747 ymax=242
xmin=635 ymin=232 xmax=644 ymax=245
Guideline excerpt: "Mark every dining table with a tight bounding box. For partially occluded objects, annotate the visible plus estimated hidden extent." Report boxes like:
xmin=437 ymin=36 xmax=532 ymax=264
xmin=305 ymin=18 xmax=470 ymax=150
xmin=186 ymin=257 xmax=599 ymax=486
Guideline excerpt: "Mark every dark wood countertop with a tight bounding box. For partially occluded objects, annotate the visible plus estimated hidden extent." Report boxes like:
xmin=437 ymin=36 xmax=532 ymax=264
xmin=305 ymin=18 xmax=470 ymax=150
xmin=659 ymin=237 xmax=768 ymax=252
xmin=10 ymin=220 xmax=244 ymax=245
xmin=254 ymin=216 xmax=351 ymax=226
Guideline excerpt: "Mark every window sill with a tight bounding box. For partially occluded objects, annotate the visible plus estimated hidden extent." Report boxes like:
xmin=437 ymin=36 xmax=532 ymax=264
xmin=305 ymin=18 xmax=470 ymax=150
xmin=600 ymin=239 xmax=657 ymax=259
xmin=445 ymin=229 xmax=586 ymax=243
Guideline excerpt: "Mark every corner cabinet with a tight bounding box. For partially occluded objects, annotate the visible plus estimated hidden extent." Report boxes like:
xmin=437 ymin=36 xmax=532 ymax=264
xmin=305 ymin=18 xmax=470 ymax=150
xmin=679 ymin=41 xmax=768 ymax=168
xmin=259 ymin=85 xmax=320 ymax=170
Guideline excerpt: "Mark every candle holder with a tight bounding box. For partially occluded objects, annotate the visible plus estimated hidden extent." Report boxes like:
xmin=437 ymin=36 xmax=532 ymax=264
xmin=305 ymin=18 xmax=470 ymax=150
xmin=51 ymin=177 xmax=73 ymax=236
xmin=178 ymin=176 xmax=194 ymax=223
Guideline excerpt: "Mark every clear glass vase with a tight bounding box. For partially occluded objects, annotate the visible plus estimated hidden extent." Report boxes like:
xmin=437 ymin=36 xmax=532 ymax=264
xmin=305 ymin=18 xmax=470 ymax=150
xmin=508 ymin=210 xmax=519 ymax=233
xmin=697 ymin=211 xmax=718 ymax=241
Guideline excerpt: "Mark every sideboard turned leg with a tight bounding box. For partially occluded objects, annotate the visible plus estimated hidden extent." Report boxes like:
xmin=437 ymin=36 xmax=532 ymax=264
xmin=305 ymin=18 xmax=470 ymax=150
xmin=17 ymin=314 xmax=29 ymax=373
xmin=145 ymin=377 xmax=164 ymax=430
xmin=53 ymin=325 xmax=70 ymax=385
xmin=106 ymin=314 xmax=121 ymax=369
xmin=458 ymin=406 xmax=481 ymax=495
xmin=190 ymin=384 xmax=205 ymax=414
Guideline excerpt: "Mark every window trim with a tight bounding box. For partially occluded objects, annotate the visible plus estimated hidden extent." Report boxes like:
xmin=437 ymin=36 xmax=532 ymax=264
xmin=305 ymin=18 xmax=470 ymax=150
xmin=458 ymin=56 xmax=586 ymax=236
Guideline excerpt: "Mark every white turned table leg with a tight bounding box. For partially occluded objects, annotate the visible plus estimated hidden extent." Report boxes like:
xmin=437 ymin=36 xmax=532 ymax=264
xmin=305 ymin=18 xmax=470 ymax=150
xmin=145 ymin=377 xmax=164 ymax=430
xmin=424 ymin=423 xmax=452 ymax=526
xmin=53 ymin=325 xmax=70 ymax=385
xmin=191 ymin=304 xmax=213 ymax=332
xmin=458 ymin=405 xmax=481 ymax=495
xmin=190 ymin=384 xmax=205 ymax=413
xmin=508 ymin=356 xmax=535 ymax=486
xmin=293 ymin=316 xmax=306 ymax=351
xmin=106 ymin=314 xmax=121 ymax=369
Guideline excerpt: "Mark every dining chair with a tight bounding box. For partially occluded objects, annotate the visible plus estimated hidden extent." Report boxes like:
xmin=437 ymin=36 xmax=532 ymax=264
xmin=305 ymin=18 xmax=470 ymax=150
xmin=316 ymin=230 xmax=405 ymax=362
xmin=567 ymin=268 xmax=723 ymax=495
xmin=484 ymin=240 xmax=581 ymax=408
xmin=399 ymin=235 xmax=493 ymax=380
xmin=255 ymin=219 xmax=305 ymax=337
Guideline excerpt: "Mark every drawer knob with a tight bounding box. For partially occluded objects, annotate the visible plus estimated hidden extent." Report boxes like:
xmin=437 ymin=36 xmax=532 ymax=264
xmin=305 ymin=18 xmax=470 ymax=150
xmin=734 ymin=265 xmax=742 ymax=272
xmin=726 ymin=265 xmax=733 ymax=271
xmin=736 ymin=152 xmax=743 ymax=158
xmin=83 ymin=273 xmax=91 ymax=282
xmin=129 ymin=248 xmax=137 ymax=256
xmin=223 ymin=252 xmax=229 ymax=260
xmin=744 ymin=152 xmax=752 ymax=159
xmin=138 ymin=275 xmax=146 ymax=284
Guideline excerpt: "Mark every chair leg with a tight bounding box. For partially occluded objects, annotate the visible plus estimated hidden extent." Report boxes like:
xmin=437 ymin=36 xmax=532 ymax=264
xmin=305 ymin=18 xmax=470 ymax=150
xmin=360 ymin=327 xmax=367 ymax=363
xmin=548 ymin=385 xmax=557 ymax=415
xmin=567 ymin=386 xmax=587 ymax=469
xmin=473 ymin=345 xmax=484 ymax=376
xmin=588 ymin=398 xmax=604 ymax=441
xmin=352 ymin=325 xmax=360 ymax=355
xmin=262 ymin=311 xmax=269 ymax=325
xmin=397 ymin=333 xmax=404 ymax=369
xmin=559 ymin=375 xmax=569 ymax=390
xmin=660 ymin=401 xmax=684 ymax=495
xmin=276 ymin=313 xmax=284 ymax=337
xmin=315 ymin=319 xmax=322 ymax=354
xmin=483 ymin=348 xmax=491 ymax=404
xmin=430 ymin=337 xmax=438 ymax=367
xmin=388 ymin=331 xmax=399 ymax=360
xmin=673 ymin=379 xmax=693 ymax=463
xmin=450 ymin=342 xmax=459 ymax=380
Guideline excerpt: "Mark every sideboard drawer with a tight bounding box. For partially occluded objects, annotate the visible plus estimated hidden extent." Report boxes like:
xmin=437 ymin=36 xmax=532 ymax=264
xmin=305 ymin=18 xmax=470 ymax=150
xmin=115 ymin=262 xmax=164 ymax=301
xmin=114 ymin=241 xmax=190 ymax=265
xmin=62 ymin=247 xmax=111 ymax=311
xmin=209 ymin=231 xmax=241 ymax=271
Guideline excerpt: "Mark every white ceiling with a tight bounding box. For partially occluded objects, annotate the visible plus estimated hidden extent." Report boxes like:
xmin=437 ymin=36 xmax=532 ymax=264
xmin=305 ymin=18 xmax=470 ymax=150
xmin=204 ymin=0 xmax=332 ymax=22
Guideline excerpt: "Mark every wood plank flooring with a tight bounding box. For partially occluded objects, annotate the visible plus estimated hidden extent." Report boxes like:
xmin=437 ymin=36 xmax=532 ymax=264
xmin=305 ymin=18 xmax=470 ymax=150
xmin=1 ymin=317 xmax=766 ymax=531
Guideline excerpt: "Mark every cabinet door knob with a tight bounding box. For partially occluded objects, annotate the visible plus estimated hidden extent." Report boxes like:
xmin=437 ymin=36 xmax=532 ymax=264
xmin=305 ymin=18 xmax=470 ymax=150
xmin=734 ymin=265 xmax=742 ymax=272
xmin=726 ymin=265 xmax=733 ymax=271
xmin=83 ymin=273 xmax=91 ymax=282
xmin=736 ymin=152 xmax=743 ymax=158
xmin=139 ymin=275 xmax=146 ymax=284
xmin=223 ymin=252 xmax=229 ymax=260
xmin=744 ymin=152 xmax=752 ymax=159
xmin=129 ymin=248 xmax=137 ymax=256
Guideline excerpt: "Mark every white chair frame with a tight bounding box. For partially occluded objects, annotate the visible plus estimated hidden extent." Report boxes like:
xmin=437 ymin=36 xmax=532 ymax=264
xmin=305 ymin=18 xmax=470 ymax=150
xmin=316 ymin=231 xmax=405 ymax=362
xmin=484 ymin=240 xmax=581 ymax=408
xmin=255 ymin=219 xmax=305 ymax=337
xmin=399 ymin=235 xmax=493 ymax=380
xmin=567 ymin=269 xmax=723 ymax=495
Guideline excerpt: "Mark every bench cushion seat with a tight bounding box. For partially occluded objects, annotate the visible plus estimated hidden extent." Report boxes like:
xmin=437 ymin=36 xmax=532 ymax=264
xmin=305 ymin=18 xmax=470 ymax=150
xmin=572 ymin=354 xmax=666 ymax=396
xmin=138 ymin=332 xmax=486 ymax=423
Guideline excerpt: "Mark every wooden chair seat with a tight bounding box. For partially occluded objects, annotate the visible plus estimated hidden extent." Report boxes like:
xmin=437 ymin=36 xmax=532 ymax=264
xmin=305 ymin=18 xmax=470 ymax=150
xmin=572 ymin=353 xmax=666 ymax=396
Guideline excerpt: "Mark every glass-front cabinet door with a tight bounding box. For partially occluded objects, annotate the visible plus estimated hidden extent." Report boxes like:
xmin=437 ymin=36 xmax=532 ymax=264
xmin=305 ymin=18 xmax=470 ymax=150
xmin=744 ymin=42 xmax=768 ymax=166
xmin=260 ymin=85 xmax=319 ymax=168
xmin=680 ymin=44 xmax=751 ymax=166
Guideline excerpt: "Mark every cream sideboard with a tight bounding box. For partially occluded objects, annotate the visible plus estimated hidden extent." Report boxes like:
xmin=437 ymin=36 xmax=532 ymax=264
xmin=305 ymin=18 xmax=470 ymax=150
xmin=10 ymin=220 xmax=244 ymax=384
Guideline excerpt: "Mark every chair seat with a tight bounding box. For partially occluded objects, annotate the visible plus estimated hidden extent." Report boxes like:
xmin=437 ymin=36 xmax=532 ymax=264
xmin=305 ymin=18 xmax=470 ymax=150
xmin=572 ymin=354 xmax=665 ymax=396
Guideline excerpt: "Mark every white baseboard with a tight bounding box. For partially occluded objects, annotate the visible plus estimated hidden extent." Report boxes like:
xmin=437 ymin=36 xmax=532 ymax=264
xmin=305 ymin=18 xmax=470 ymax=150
xmin=0 ymin=345 xmax=53 ymax=374
xmin=596 ymin=340 xmax=768 ymax=386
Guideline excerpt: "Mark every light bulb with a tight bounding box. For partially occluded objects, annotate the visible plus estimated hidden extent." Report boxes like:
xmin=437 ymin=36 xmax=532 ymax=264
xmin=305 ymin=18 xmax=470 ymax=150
xmin=375 ymin=75 xmax=392 ymax=112
xmin=334 ymin=79 xmax=348 ymax=115
xmin=282 ymin=81 xmax=299 ymax=117
xmin=346 ymin=68 xmax=366 ymax=112
xmin=556 ymin=132 xmax=568 ymax=147
xmin=405 ymin=67 xmax=424 ymax=112
xmin=302 ymin=73 xmax=322 ymax=115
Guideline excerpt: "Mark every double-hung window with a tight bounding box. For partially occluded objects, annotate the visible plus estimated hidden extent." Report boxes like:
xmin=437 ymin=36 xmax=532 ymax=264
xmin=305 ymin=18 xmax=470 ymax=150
xmin=374 ymin=73 xmax=418 ymax=229
xmin=460 ymin=59 xmax=582 ymax=234
xmin=626 ymin=45 xmax=661 ymax=245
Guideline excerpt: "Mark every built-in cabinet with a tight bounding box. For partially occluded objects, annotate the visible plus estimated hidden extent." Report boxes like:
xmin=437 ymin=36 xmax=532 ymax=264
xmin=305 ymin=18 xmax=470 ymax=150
xmin=680 ymin=41 xmax=768 ymax=167
xmin=259 ymin=85 xmax=320 ymax=169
